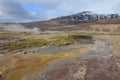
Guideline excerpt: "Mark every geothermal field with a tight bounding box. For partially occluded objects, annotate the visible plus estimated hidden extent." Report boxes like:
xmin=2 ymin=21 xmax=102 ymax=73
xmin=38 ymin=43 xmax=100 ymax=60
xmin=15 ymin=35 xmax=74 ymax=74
xmin=0 ymin=16 xmax=120 ymax=80
xmin=0 ymin=8 xmax=120 ymax=80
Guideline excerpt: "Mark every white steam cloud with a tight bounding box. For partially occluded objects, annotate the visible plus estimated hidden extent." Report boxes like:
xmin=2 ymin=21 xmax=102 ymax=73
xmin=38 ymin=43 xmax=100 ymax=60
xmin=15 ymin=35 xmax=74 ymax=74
xmin=0 ymin=24 xmax=40 ymax=34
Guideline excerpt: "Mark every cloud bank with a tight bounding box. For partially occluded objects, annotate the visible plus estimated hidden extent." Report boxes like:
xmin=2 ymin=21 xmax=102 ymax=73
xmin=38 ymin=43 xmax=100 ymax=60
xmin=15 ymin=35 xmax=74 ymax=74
xmin=0 ymin=0 xmax=119 ymax=22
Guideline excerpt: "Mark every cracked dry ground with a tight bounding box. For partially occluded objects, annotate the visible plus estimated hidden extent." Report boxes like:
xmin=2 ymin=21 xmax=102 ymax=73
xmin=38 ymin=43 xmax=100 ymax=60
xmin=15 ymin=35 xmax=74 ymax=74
xmin=22 ymin=40 xmax=120 ymax=80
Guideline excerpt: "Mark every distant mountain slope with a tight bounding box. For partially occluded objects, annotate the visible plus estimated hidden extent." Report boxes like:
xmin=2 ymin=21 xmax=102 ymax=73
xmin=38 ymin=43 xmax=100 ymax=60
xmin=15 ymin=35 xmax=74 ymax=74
xmin=22 ymin=11 xmax=120 ymax=30
xmin=0 ymin=11 xmax=120 ymax=31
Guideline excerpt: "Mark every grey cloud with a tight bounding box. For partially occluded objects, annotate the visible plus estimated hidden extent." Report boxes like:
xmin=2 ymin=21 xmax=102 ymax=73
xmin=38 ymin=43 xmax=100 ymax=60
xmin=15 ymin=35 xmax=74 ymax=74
xmin=0 ymin=0 xmax=37 ymax=22
xmin=20 ymin=0 xmax=120 ymax=19
xmin=0 ymin=0 xmax=120 ymax=22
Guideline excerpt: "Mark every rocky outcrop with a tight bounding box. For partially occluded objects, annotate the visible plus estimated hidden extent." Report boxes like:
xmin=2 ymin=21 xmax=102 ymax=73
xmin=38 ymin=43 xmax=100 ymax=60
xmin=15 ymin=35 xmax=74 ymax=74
xmin=55 ymin=11 xmax=120 ymax=24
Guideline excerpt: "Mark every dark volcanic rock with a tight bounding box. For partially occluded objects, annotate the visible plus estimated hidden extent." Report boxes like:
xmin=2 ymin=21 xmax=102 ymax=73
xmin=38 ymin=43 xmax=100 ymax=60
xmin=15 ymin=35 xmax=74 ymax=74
xmin=55 ymin=11 xmax=120 ymax=24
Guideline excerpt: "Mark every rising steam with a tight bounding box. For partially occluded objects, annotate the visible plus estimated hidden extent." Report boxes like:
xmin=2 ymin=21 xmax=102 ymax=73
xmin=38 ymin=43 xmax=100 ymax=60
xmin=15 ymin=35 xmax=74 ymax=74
xmin=0 ymin=24 xmax=40 ymax=34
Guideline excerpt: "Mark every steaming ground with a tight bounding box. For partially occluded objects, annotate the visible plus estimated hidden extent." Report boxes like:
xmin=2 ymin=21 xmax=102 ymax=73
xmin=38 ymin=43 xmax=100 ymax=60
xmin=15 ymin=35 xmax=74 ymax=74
xmin=0 ymin=24 xmax=40 ymax=34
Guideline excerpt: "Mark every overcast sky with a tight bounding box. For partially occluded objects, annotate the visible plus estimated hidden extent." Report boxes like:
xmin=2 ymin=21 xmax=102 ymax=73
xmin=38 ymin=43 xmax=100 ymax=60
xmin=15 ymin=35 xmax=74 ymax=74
xmin=0 ymin=0 xmax=120 ymax=22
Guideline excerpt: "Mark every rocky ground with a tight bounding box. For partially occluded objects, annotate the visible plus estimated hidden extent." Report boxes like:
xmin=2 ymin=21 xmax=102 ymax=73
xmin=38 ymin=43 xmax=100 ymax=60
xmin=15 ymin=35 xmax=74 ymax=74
xmin=40 ymin=41 xmax=119 ymax=80
xmin=21 ymin=40 xmax=120 ymax=80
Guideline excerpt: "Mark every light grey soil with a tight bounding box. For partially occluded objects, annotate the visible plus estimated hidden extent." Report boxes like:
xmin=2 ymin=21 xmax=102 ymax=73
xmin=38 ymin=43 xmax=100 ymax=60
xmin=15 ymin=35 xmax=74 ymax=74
xmin=82 ymin=40 xmax=116 ymax=57
xmin=22 ymin=39 xmax=116 ymax=56
xmin=22 ymin=44 xmax=90 ymax=54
